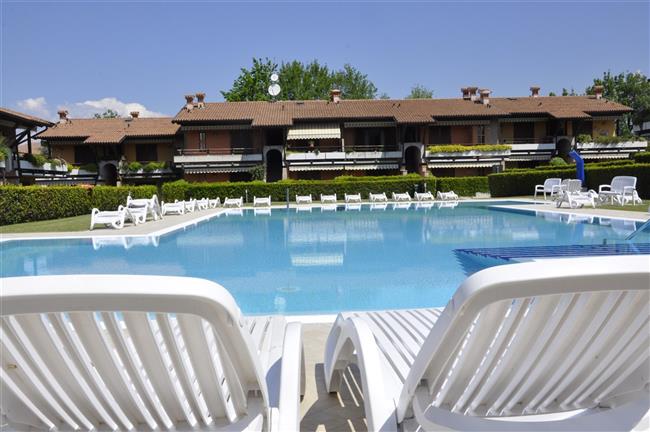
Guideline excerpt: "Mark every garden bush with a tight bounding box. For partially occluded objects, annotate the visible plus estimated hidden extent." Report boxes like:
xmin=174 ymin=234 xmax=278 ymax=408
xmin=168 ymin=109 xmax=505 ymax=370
xmin=584 ymin=163 xmax=650 ymax=199
xmin=549 ymin=157 xmax=568 ymax=166
xmin=437 ymin=177 xmax=489 ymax=196
xmin=0 ymin=186 xmax=93 ymax=225
xmin=633 ymin=152 xmax=650 ymax=163
xmin=426 ymin=144 xmax=511 ymax=153
xmin=91 ymin=185 xmax=158 ymax=210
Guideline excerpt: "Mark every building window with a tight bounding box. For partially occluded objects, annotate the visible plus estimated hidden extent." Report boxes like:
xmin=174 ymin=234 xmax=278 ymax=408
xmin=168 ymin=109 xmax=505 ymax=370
xmin=74 ymin=145 xmax=95 ymax=164
xmin=199 ymin=132 xmax=207 ymax=150
xmin=572 ymin=120 xmax=593 ymax=137
xmin=513 ymin=122 xmax=535 ymax=143
xmin=231 ymin=130 xmax=253 ymax=151
xmin=477 ymin=126 xmax=486 ymax=144
xmin=428 ymin=126 xmax=451 ymax=145
xmin=404 ymin=126 xmax=420 ymax=143
xmin=135 ymin=144 xmax=158 ymax=162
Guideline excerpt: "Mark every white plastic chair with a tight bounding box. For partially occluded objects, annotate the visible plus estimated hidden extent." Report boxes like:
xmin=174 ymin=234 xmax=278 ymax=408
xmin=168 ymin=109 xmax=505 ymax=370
xmin=392 ymin=192 xmax=412 ymax=202
xmin=89 ymin=206 xmax=127 ymax=230
xmin=436 ymin=190 xmax=459 ymax=201
xmin=223 ymin=197 xmax=243 ymax=208
xmin=414 ymin=191 xmax=435 ymax=201
xmin=127 ymin=195 xmax=162 ymax=221
xmin=208 ymin=198 xmax=221 ymax=208
xmin=320 ymin=194 xmax=337 ymax=204
xmin=369 ymin=192 xmax=388 ymax=202
xmin=184 ymin=199 xmax=197 ymax=213
xmin=196 ymin=198 xmax=209 ymax=210
xmin=295 ymin=195 xmax=312 ymax=205
xmin=534 ymin=178 xmax=562 ymax=200
xmin=253 ymin=196 xmax=272 ymax=207
xmin=324 ymin=256 xmax=650 ymax=432
xmin=556 ymin=180 xmax=595 ymax=209
xmin=0 ymin=275 xmax=304 ymax=432
xmin=161 ymin=200 xmax=185 ymax=216
xmin=599 ymin=176 xmax=639 ymax=205
xmin=344 ymin=193 xmax=362 ymax=203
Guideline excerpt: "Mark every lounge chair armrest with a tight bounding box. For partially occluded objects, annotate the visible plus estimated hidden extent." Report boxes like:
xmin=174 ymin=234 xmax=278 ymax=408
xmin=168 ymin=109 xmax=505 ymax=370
xmin=623 ymin=186 xmax=636 ymax=194
xmin=598 ymin=185 xmax=612 ymax=193
xmin=276 ymin=322 xmax=303 ymax=432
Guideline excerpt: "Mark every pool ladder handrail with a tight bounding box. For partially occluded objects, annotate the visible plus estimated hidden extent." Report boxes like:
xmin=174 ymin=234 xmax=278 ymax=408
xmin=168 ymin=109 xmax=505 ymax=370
xmin=626 ymin=217 xmax=650 ymax=241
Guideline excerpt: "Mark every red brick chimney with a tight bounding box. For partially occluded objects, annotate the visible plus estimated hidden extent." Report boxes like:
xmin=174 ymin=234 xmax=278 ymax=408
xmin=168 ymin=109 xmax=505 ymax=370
xmin=467 ymin=87 xmax=479 ymax=102
xmin=196 ymin=92 xmax=206 ymax=108
xmin=57 ymin=110 xmax=69 ymax=123
xmin=185 ymin=94 xmax=195 ymax=111
xmin=479 ymin=89 xmax=491 ymax=105
xmin=461 ymin=87 xmax=471 ymax=100
xmin=330 ymin=89 xmax=342 ymax=103
xmin=530 ymin=86 xmax=541 ymax=98
xmin=130 ymin=111 xmax=140 ymax=118
xmin=593 ymin=85 xmax=604 ymax=100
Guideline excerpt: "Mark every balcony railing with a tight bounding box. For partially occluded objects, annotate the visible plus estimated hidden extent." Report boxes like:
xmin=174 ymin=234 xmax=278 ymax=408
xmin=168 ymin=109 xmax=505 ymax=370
xmin=501 ymin=137 xmax=555 ymax=144
xmin=177 ymin=147 xmax=260 ymax=156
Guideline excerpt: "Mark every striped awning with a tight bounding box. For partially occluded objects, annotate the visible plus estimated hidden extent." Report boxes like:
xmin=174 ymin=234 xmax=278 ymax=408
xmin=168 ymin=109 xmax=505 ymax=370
xmin=428 ymin=162 xmax=498 ymax=168
xmin=287 ymin=124 xmax=341 ymax=140
xmin=432 ymin=120 xmax=490 ymax=126
xmin=579 ymin=153 xmax=631 ymax=160
xmin=289 ymin=163 xmax=398 ymax=172
xmin=184 ymin=167 xmax=252 ymax=174
xmin=343 ymin=121 xmax=396 ymax=128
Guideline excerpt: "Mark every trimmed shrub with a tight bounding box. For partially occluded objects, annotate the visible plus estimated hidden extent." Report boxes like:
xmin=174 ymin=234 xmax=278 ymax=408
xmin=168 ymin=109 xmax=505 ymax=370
xmin=584 ymin=163 xmax=650 ymax=199
xmin=633 ymin=152 xmax=650 ymax=163
xmin=488 ymin=169 xmax=576 ymax=197
xmin=127 ymin=162 xmax=142 ymax=172
xmin=0 ymin=186 xmax=93 ymax=225
xmin=437 ymin=177 xmax=489 ymax=197
xmin=22 ymin=153 xmax=48 ymax=167
xmin=91 ymin=185 xmax=158 ymax=210
xmin=426 ymin=144 xmax=511 ymax=153
xmin=549 ymin=157 xmax=568 ymax=166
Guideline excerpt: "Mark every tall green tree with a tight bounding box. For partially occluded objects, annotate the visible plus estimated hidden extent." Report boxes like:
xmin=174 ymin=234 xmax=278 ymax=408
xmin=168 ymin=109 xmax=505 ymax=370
xmin=405 ymin=84 xmax=434 ymax=99
xmin=331 ymin=64 xmax=377 ymax=99
xmin=93 ymin=109 xmax=120 ymax=118
xmin=278 ymin=60 xmax=331 ymax=100
xmin=221 ymin=58 xmax=278 ymax=102
xmin=587 ymin=71 xmax=650 ymax=135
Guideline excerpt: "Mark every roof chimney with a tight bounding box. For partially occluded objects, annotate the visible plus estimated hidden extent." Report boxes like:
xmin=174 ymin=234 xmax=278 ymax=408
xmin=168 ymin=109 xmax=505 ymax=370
xmin=593 ymin=85 xmax=604 ymax=100
xmin=57 ymin=110 xmax=69 ymax=123
xmin=530 ymin=86 xmax=540 ymax=98
xmin=467 ymin=87 xmax=479 ymax=102
xmin=461 ymin=87 xmax=471 ymax=100
xmin=479 ymin=89 xmax=491 ymax=105
xmin=196 ymin=92 xmax=206 ymax=108
xmin=130 ymin=111 xmax=140 ymax=118
xmin=184 ymin=94 xmax=195 ymax=111
xmin=330 ymin=89 xmax=342 ymax=103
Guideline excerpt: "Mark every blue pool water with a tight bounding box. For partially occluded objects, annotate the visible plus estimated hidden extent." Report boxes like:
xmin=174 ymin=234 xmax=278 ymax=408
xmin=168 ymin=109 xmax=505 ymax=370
xmin=2 ymin=201 xmax=647 ymax=315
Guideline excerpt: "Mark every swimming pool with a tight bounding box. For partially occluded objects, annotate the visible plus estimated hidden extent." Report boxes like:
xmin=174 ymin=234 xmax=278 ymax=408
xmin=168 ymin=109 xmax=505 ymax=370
xmin=2 ymin=201 xmax=647 ymax=315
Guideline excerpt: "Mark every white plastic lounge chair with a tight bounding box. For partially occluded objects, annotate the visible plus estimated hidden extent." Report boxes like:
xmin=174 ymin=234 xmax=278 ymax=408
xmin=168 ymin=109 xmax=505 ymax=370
xmin=161 ymin=200 xmax=185 ymax=216
xmin=599 ymin=176 xmax=638 ymax=205
xmin=196 ymin=198 xmax=209 ymax=210
xmin=534 ymin=178 xmax=562 ymax=200
xmin=556 ymin=180 xmax=595 ymax=209
xmin=90 ymin=206 xmax=127 ymax=230
xmin=321 ymin=194 xmax=337 ymax=204
xmin=0 ymin=275 xmax=304 ymax=432
xmin=369 ymin=192 xmax=388 ymax=202
xmin=125 ymin=207 xmax=147 ymax=225
xmin=414 ymin=191 xmax=435 ymax=201
xmin=324 ymin=256 xmax=650 ymax=432
xmin=344 ymin=193 xmax=362 ymax=203
xmin=296 ymin=195 xmax=312 ymax=205
xmin=224 ymin=197 xmax=243 ymax=208
xmin=621 ymin=190 xmax=643 ymax=206
xmin=126 ymin=194 xmax=163 ymax=221
xmin=436 ymin=190 xmax=459 ymax=201
xmin=253 ymin=196 xmax=272 ymax=207
xmin=184 ymin=199 xmax=197 ymax=213
xmin=208 ymin=198 xmax=221 ymax=208
xmin=392 ymin=192 xmax=412 ymax=202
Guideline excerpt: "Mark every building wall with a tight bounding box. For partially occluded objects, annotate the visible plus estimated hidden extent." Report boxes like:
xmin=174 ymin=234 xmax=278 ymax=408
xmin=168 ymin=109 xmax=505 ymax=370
xmin=50 ymin=144 xmax=75 ymax=162
xmin=450 ymin=126 xmax=473 ymax=144
xmin=534 ymin=121 xmax=547 ymax=140
xmin=593 ymin=119 xmax=616 ymax=137
xmin=500 ymin=123 xmax=513 ymax=142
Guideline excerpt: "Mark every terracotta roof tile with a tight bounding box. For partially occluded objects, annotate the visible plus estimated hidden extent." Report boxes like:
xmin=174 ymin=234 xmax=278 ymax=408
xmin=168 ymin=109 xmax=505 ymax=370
xmin=39 ymin=117 xmax=180 ymax=142
xmin=0 ymin=107 xmax=53 ymax=127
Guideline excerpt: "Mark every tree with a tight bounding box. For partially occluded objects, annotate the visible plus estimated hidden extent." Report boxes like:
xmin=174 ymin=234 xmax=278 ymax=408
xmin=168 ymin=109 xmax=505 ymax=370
xmin=221 ymin=58 xmax=278 ymax=102
xmin=587 ymin=71 xmax=650 ymax=135
xmin=548 ymin=91 xmax=557 ymax=96
xmin=405 ymin=84 xmax=434 ymax=99
xmin=378 ymin=92 xmax=391 ymax=99
xmin=561 ymin=88 xmax=579 ymax=96
xmin=331 ymin=64 xmax=377 ymax=99
xmin=278 ymin=60 xmax=332 ymax=100
xmin=93 ymin=109 xmax=120 ymax=118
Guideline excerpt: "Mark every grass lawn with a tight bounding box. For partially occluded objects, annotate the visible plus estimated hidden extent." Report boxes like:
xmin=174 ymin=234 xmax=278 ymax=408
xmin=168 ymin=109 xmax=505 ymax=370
xmin=0 ymin=215 xmax=90 ymax=234
xmin=597 ymin=200 xmax=650 ymax=213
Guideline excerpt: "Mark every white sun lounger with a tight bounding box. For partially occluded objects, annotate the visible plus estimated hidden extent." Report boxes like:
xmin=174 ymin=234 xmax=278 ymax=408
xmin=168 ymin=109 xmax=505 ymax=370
xmin=321 ymin=194 xmax=337 ymax=204
xmin=296 ymin=195 xmax=312 ymax=205
xmin=599 ymin=176 xmax=639 ymax=206
xmin=208 ymin=198 xmax=221 ymax=208
xmin=253 ymin=196 xmax=272 ymax=207
xmin=196 ymin=198 xmax=209 ymax=210
xmin=556 ymin=179 xmax=596 ymax=209
xmin=392 ymin=192 xmax=412 ymax=202
xmin=369 ymin=192 xmax=388 ymax=202
xmin=184 ymin=198 xmax=197 ymax=213
xmin=436 ymin=190 xmax=459 ymax=201
xmin=0 ymin=275 xmax=304 ymax=432
xmin=90 ymin=206 xmax=127 ymax=230
xmin=324 ymin=256 xmax=650 ymax=432
xmin=344 ymin=193 xmax=362 ymax=203
xmin=534 ymin=178 xmax=562 ymax=200
xmin=161 ymin=200 xmax=185 ymax=216
xmin=414 ymin=191 xmax=435 ymax=201
xmin=126 ymin=194 xmax=163 ymax=221
xmin=125 ymin=207 xmax=147 ymax=225
xmin=224 ymin=197 xmax=243 ymax=208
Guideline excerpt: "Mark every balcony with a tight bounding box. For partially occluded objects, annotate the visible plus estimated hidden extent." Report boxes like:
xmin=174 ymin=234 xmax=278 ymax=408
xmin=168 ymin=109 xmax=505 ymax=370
xmin=502 ymin=138 xmax=556 ymax=161
xmin=576 ymin=139 xmax=647 ymax=159
xmin=286 ymin=145 xmax=401 ymax=172
xmin=174 ymin=147 xmax=263 ymax=164
xmin=425 ymin=144 xmax=511 ymax=168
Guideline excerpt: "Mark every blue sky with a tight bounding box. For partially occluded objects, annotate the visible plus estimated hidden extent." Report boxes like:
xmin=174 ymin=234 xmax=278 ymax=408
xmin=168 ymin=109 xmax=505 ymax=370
xmin=2 ymin=1 xmax=648 ymax=119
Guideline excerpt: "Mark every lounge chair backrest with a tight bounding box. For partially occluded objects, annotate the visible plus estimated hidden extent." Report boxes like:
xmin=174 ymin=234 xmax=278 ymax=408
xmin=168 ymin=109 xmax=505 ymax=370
xmin=1 ymin=275 xmax=269 ymax=431
xmin=610 ymin=176 xmax=637 ymax=192
xmin=397 ymin=256 xmax=650 ymax=422
xmin=566 ymin=179 xmax=582 ymax=193
xmin=543 ymin=178 xmax=561 ymax=189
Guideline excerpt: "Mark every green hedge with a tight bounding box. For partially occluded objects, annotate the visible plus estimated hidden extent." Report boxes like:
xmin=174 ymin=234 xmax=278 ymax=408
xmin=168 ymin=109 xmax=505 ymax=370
xmin=633 ymin=152 xmax=650 ymax=163
xmin=437 ymin=177 xmax=489 ymax=197
xmin=91 ymin=185 xmax=158 ymax=211
xmin=489 ymin=164 xmax=650 ymax=198
xmin=163 ymin=175 xmax=438 ymax=203
xmin=0 ymin=186 xmax=92 ymax=225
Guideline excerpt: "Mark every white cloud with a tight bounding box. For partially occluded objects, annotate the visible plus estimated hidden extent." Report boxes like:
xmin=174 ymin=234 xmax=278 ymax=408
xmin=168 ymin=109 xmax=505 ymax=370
xmin=17 ymin=97 xmax=51 ymax=119
xmin=61 ymin=97 xmax=166 ymax=118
